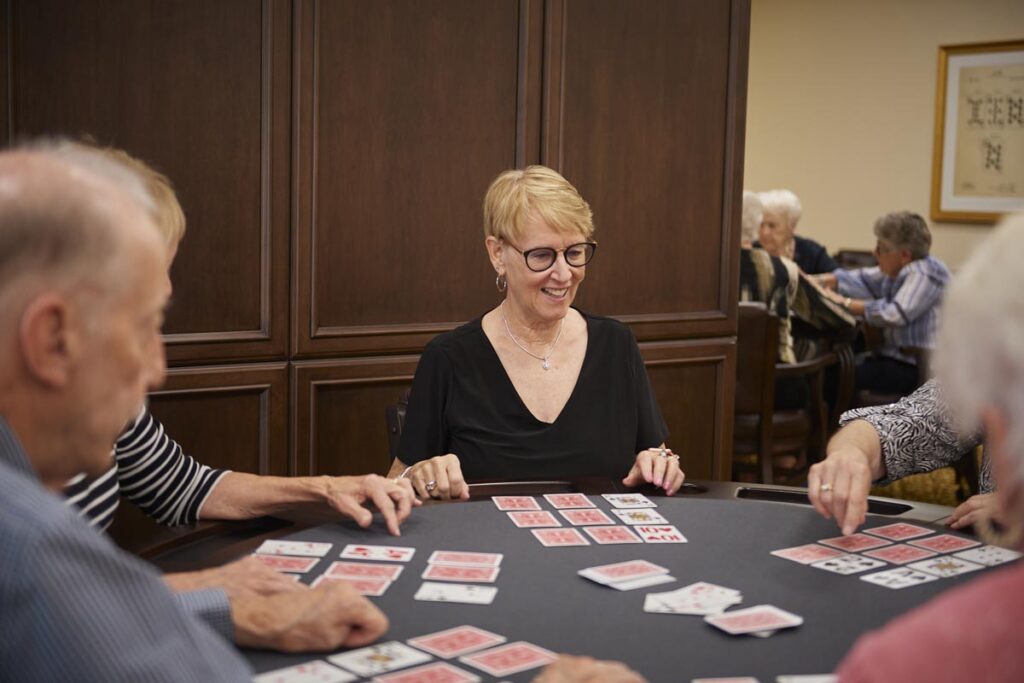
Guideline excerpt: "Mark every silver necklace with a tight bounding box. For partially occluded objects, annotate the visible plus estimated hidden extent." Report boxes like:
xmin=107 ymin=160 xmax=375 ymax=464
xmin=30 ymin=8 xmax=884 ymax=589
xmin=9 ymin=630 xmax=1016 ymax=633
xmin=500 ymin=301 xmax=564 ymax=370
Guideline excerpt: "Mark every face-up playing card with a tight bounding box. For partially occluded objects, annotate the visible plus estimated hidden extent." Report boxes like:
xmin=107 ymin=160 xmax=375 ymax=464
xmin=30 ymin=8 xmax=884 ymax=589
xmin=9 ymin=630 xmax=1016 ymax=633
xmin=818 ymin=533 xmax=892 ymax=552
xmin=414 ymin=582 xmax=498 ymax=605
xmin=506 ymin=510 xmax=561 ymax=528
xmin=428 ymin=551 xmax=503 ymax=568
xmin=492 ymin=496 xmax=541 ymax=511
xmin=328 ymin=642 xmax=432 ymax=677
xmin=407 ymin=626 xmax=507 ymax=659
xmin=704 ymin=605 xmax=803 ymax=635
xmin=810 ymin=554 xmax=887 ymax=575
xmin=558 ymin=508 xmax=614 ymax=526
xmin=339 ymin=544 xmax=416 ymax=563
xmin=862 ymin=522 xmax=934 ymax=541
xmin=458 ymin=642 xmax=557 ymax=677
xmin=602 ymin=493 xmax=657 ymax=509
xmin=532 ymin=528 xmax=590 ymax=547
xmin=610 ymin=508 xmax=669 ymax=525
xmin=634 ymin=525 xmax=688 ymax=543
xmin=421 ymin=564 xmax=500 ymax=583
xmin=907 ymin=556 xmax=985 ymax=578
xmin=252 ymin=660 xmax=357 ymax=683
xmin=310 ymin=575 xmax=392 ymax=596
xmin=954 ymin=544 xmax=1023 ymax=566
xmin=908 ymin=534 xmax=981 ymax=553
xmin=251 ymin=554 xmax=320 ymax=573
xmin=859 ymin=567 xmax=940 ymax=589
xmin=578 ymin=559 xmax=669 ymax=585
xmin=325 ymin=561 xmax=404 ymax=581
xmin=542 ymin=493 xmax=595 ymax=509
xmin=372 ymin=662 xmax=481 ymax=683
xmin=770 ymin=544 xmax=844 ymax=565
xmin=863 ymin=544 xmax=938 ymax=565
xmin=584 ymin=525 xmax=642 ymax=544
xmin=255 ymin=540 xmax=333 ymax=558
xmin=644 ymin=582 xmax=742 ymax=615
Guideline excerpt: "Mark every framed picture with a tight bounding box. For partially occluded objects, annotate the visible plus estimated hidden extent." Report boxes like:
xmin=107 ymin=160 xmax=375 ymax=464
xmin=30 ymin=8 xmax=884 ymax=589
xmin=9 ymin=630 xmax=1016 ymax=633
xmin=930 ymin=40 xmax=1024 ymax=223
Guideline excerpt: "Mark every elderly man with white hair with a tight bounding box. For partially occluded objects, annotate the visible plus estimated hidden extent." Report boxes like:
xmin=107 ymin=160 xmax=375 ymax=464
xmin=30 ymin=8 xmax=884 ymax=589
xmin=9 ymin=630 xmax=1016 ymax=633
xmin=757 ymin=188 xmax=839 ymax=274
xmin=834 ymin=213 xmax=1024 ymax=681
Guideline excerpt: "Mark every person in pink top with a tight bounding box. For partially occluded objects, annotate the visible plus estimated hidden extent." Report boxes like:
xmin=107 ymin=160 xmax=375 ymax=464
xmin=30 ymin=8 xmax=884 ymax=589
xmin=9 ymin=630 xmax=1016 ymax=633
xmin=837 ymin=214 xmax=1024 ymax=682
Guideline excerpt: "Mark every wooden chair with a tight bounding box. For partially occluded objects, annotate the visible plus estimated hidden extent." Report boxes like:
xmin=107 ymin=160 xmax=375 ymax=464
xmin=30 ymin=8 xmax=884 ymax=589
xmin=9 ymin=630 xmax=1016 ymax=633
xmin=733 ymin=303 xmax=833 ymax=484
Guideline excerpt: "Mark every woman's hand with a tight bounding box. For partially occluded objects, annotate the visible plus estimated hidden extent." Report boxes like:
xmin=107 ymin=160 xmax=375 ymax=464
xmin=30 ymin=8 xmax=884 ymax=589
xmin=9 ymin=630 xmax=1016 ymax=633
xmin=403 ymin=454 xmax=470 ymax=501
xmin=622 ymin=446 xmax=685 ymax=495
xmin=948 ymin=493 xmax=1002 ymax=530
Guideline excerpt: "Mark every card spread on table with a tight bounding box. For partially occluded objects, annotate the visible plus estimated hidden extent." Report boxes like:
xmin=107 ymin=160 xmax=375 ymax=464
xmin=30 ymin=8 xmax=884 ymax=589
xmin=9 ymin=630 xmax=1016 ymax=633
xmin=817 ymin=533 xmax=892 ymax=552
xmin=251 ymin=553 xmax=320 ymax=573
xmin=704 ymin=605 xmax=803 ymax=635
xmin=407 ymin=625 xmax=507 ymax=658
xmin=311 ymin=575 xmax=392 ymax=596
xmin=458 ymin=642 xmax=557 ymax=677
xmin=371 ymin=661 xmax=481 ymax=683
xmin=255 ymin=540 xmax=333 ymax=558
xmin=579 ymin=559 xmax=669 ymax=586
xmin=610 ymin=508 xmax=669 ymax=525
xmin=492 ymin=496 xmax=541 ymax=511
xmin=584 ymin=525 xmax=642 ymax=544
xmin=602 ymin=493 xmax=657 ymax=509
xmin=954 ymin=545 xmax=1023 ymax=566
xmin=339 ymin=544 xmax=416 ymax=563
xmin=328 ymin=642 xmax=432 ymax=677
xmin=428 ymin=551 xmax=503 ymax=568
xmin=644 ymin=582 xmax=742 ymax=615
xmin=907 ymin=556 xmax=985 ymax=578
xmin=507 ymin=510 xmax=561 ymax=528
xmin=859 ymin=567 xmax=940 ymax=589
xmin=252 ymin=659 xmax=357 ymax=683
xmin=809 ymin=554 xmax=886 ymax=575
xmin=863 ymin=544 xmax=938 ymax=565
xmin=907 ymin=534 xmax=981 ymax=553
xmin=634 ymin=525 xmax=688 ymax=543
xmin=770 ymin=544 xmax=844 ymax=565
xmin=414 ymin=582 xmax=498 ymax=605
xmin=532 ymin=528 xmax=590 ymax=546
xmin=558 ymin=508 xmax=614 ymax=526
xmin=421 ymin=564 xmax=500 ymax=583
xmin=542 ymin=493 xmax=595 ymax=509
xmin=862 ymin=522 xmax=934 ymax=541
xmin=326 ymin=561 xmax=403 ymax=581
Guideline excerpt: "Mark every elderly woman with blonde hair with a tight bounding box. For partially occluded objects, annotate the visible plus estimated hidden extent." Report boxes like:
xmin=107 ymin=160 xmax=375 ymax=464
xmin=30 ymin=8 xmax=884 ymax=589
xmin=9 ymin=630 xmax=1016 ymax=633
xmin=757 ymin=189 xmax=838 ymax=275
xmin=388 ymin=165 xmax=684 ymax=499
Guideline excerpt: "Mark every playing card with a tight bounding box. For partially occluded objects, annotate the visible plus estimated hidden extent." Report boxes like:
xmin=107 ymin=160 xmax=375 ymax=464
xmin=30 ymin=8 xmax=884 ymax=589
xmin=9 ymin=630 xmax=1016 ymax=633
xmin=372 ymin=662 xmax=481 ymax=683
xmin=407 ymin=625 xmax=507 ymax=658
xmin=492 ymin=496 xmax=541 ymax=511
xmin=584 ymin=525 xmax=642 ymax=544
xmin=542 ymin=493 xmax=595 ymax=509
xmin=507 ymin=511 xmax=561 ymax=528
xmin=414 ymin=582 xmax=498 ymax=605
xmin=818 ymin=533 xmax=892 ymax=552
xmin=328 ymin=642 xmax=432 ymax=677
xmin=907 ymin=556 xmax=985 ymax=578
xmin=644 ymin=582 xmax=742 ymax=615
xmin=705 ymin=605 xmax=803 ymax=635
xmin=859 ymin=567 xmax=940 ymax=589
xmin=610 ymin=508 xmax=669 ymax=525
xmin=954 ymin=544 xmax=1023 ymax=566
xmin=863 ymin=544 xmax=938 ymax=565
xmin=531 ymin=528 xmax=590 ymax=547
xmin=635 ymin=525 xmax=688 ymax=543
xmin=908 ymin=534 xmax=981 ymax=553
xmin=579 ymin=559 xmax=669 ymax=585
xmin=558 ymin=508 xmax=614 ymax=526
xmin=255 ymin=540 xmax=333 ymax=558
xmin=428 ymin=551 xmax=503 ymax=568
xmin=459 ymin=642 xmax=557 ymax=677
xmin=339 ymin=544 xmax=416 ymax=562
xmin=251 ymin=554 xmax=319 ymax=573
xmin=810 ymin=554 xmax=887 ymax=575
xmin=602 ymin=493 xmax=657 ymax=508
xmin=325 ymin=561 xmax=403 ymax=581
xmin=422 ymin=564 xmax=500 ymax=583
xmin=252 ymin=660 xmax=357 ymax=683
xmin=862 ymin=522 xmax=934 ymax=541
xmin=770 ymin=544 xmax=844 ymax=565
xmin=310 ymin=575 xmax=392 ymax=596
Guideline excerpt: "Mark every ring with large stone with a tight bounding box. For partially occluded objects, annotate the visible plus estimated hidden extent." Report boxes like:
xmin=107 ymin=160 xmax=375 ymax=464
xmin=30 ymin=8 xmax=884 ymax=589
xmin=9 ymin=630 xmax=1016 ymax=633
xmin=657 ymin=448 xmax=671 ymax=459
xmin=425 ymin=480 xmax=438 ymax=492
xmin=820 ymin=482 xmax=833 ymax=493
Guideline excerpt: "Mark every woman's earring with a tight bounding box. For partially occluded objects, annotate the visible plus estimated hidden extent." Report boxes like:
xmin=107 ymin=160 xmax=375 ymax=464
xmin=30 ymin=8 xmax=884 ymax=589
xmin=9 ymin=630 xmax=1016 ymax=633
xmin=495 ymin=273 xmax=507 ymax=292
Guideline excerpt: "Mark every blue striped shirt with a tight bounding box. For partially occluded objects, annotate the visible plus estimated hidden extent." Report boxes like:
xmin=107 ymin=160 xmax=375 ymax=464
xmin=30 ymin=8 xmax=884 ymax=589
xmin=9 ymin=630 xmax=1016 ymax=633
xmin=834 ymin=255 xmax=951 ymax=361
xmin=0 ymin=417 xmax=251 ymax=681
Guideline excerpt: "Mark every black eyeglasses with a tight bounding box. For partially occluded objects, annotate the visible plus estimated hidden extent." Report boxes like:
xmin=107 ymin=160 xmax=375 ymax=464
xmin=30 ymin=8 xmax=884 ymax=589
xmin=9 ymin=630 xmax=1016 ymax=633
xmin=504 ymin=241 xmax=597 ymax=272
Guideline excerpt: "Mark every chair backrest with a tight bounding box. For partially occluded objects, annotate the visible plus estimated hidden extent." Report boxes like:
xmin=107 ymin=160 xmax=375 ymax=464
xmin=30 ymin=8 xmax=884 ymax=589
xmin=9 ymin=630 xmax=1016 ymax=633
xmin=833 ymin=249 xmax=877 ymax=269
xmin=385 ymin=390 xmax=411 ymax=460
xmin=735 ymin=302 xmax=779 ymax=416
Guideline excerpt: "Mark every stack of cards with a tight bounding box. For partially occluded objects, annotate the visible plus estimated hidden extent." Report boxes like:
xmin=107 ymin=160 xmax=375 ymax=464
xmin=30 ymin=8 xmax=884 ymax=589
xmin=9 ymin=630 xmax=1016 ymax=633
xmin=414 ymin=551 xmax=503 ymax=605
xmin=252 ymin=539 xmax=332 ymax=574
xmin=644 ymin=581 xmax=742 ymax=615
xmin=459 ymin=642 xmax=558 ymax=677
xmin=579 ymin=559 xmax=675 ymax=590
xmin=313 ymin=561 xmax=403 ymax=596
xmin=704 ymin=605 xmax=803 ymax=637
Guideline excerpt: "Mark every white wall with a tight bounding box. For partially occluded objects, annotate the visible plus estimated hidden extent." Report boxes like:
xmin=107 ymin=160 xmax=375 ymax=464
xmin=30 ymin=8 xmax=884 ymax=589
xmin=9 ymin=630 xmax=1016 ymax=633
xmin=744 ymin=0 xmax=1024 ymax=269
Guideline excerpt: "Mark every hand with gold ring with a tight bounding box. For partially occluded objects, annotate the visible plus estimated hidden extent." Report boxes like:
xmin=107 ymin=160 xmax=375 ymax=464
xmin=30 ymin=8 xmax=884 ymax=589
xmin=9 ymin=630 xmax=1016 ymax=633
xmin=622 ymin=444 xmax=685 ymax=495
xmin=808 ymin=421 xmax=882 ymax=535
xmin=391 ymin=453 xmax=470 ymax=502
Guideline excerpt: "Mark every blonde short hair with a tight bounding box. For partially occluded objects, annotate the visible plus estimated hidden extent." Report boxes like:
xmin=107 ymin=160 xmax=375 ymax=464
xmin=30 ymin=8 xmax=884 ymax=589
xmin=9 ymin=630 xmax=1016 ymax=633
xmin=483 ymin=165 xmax=594 ymax=243
xmin=758 ymin=189 xmax=802 ymax=229
xmin=96 ymin=147 xmax=185 ymax=247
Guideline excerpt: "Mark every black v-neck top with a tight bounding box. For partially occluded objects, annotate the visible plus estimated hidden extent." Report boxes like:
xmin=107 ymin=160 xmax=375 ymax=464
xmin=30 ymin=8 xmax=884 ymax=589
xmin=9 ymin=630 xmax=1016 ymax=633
xmin=397 ymin=309 xmax=669 ymax=481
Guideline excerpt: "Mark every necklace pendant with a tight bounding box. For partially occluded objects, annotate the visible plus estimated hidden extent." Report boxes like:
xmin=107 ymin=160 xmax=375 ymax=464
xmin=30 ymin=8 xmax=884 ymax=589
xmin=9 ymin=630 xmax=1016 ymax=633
xmin=542 ymin=359 xmax=550 ymax=370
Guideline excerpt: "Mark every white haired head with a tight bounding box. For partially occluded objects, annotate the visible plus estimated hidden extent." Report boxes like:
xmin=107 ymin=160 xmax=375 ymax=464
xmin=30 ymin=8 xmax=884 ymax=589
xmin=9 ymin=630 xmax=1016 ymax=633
xmin=757 ymin=189 xmax=802 ymax=230
xmin=741 ymin=191 xmax=763 ymax=245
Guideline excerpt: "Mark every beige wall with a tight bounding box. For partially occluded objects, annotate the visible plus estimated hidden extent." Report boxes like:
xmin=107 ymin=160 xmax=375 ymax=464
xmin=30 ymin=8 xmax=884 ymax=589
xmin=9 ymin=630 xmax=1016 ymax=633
xmin=744 ymin=0 xmax=1024 ymax=270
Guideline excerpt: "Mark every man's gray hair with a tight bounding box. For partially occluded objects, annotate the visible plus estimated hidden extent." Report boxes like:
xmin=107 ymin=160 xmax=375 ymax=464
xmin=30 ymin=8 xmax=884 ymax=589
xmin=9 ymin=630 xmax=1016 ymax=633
xmin=873 ymin=211 xmax=931 ymax=260
xmin=741 ymin=191 xmax=763 ymax=244
xmin=757 ymin=189 xmax=802 ymax=229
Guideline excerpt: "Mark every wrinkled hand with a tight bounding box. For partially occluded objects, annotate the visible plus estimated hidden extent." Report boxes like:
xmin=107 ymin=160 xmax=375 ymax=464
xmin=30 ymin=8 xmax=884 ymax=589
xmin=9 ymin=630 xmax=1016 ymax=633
xmin=807 ymin=447 xmax=874 ymax=535
xmin=232 ymin=580 xmax=388 ymax=653
xmin=163 ymin=556 xmax=304 ymax=600
xmin=949 ymin=493 xmax=1001 ymax=530
xmin=533 ymin=655 xmax=647 ymax=683
xmin=811 ymin=272 xmax=838 ymax=290
xmin=622 ymin=447 xmax=685 ymax=495
xmin=404 ymin=454 xmax=470 ymax=501
xmin=324 ymin=474 xmax=420 ymax=536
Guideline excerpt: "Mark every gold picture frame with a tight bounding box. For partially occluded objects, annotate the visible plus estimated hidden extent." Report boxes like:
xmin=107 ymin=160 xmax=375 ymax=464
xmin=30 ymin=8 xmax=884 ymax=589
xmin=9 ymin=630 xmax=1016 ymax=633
xmin=930 ymin=39 xmax=1024 ymax=223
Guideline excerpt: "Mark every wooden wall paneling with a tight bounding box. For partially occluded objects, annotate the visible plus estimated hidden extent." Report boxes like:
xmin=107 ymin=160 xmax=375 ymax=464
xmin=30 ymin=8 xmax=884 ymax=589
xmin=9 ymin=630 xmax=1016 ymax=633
xmin=293 ymin=0 xmax=544 ymax=358
xmin=8 ymin=0 xmax=290 ymax=364
xmin=292 ymin=356 xmax=422 ymax=477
